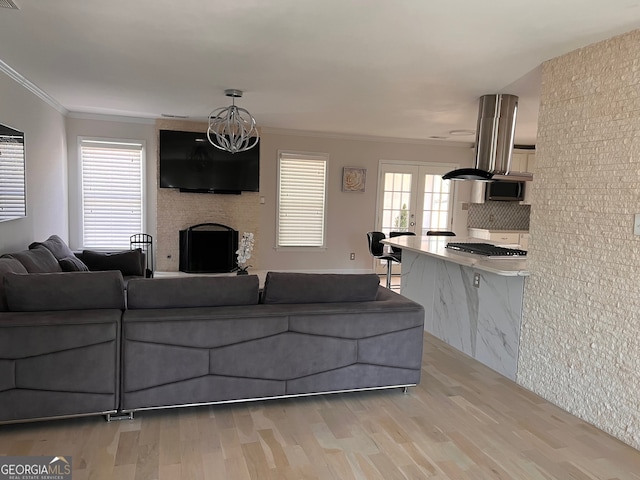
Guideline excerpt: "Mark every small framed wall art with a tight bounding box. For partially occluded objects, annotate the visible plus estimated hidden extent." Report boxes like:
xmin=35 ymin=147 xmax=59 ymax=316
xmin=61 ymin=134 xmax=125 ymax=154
xmin=342 ymin=167 xmax=366 ymax=193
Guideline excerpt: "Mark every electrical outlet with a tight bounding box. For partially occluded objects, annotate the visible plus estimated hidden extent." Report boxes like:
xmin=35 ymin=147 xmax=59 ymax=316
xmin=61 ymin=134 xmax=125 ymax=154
xmin=350 ymin=252 xmax=355 ymax=261
xmin=634 ymin=213 xmax=640 ymax=236
xmin=473 ymin=273 xmax=481 ymax=288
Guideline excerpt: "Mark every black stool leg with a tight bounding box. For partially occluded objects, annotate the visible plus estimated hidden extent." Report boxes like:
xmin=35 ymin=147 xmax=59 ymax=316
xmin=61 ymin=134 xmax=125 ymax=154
xmin=385 ymin=259 xmax=392 ymax=289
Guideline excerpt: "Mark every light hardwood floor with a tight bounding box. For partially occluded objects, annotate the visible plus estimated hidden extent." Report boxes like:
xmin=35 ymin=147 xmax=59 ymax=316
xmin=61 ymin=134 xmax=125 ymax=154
xmin=1 ymin=334 xmax=639 ymax=479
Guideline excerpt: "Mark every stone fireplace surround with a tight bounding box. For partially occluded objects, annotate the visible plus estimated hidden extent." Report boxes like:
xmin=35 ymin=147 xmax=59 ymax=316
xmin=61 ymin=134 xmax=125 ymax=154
xmin=155 ymin=119 xmax=260 ymax=272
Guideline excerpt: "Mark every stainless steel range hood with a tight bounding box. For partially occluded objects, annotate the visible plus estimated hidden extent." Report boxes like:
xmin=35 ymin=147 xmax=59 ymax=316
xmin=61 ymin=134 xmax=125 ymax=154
xmin=443 ymin=94 xmax=532 ymax=182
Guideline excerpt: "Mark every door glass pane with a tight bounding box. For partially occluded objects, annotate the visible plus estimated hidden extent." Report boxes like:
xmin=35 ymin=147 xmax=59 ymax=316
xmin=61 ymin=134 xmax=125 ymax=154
xmin=382 ymin=172 xmax=412 ymax=236
xmin=421 ymin=173 xmax=451 ymax=235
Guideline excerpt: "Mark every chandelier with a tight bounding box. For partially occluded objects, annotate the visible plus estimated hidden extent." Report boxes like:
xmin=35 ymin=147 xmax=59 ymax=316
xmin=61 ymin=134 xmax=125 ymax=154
xmin=207 ymin=89 xmax=259 ymax=154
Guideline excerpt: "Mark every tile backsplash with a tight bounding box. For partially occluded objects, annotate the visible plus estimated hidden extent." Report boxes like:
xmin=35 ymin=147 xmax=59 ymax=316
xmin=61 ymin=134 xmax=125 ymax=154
xmin=467 ymin=202 xmax=531 ymax=230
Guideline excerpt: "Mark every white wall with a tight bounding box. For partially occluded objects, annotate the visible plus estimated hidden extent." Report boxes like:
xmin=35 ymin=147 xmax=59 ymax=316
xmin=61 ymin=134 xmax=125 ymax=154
xmin=65 ymin=115 xmax=158 ymax=250
xmin=0 ymin=71 xmax=67 ymax=253
xmin=0 ymin=69 xmax=474 ymax=271
xmin=258 ymin=131 xmax=474 ymax=271
xmin=519 ymin=28 xmax=640 ymax=449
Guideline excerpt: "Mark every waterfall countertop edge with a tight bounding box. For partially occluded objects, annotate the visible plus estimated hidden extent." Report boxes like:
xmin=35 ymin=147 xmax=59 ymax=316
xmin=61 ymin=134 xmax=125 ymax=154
xmin=382 ymin=236 xmax=530 ymax=277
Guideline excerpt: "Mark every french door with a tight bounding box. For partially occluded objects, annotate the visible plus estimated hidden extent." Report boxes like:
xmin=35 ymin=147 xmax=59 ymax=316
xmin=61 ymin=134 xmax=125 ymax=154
xmin=374 ymin=161 xmax=455 ymax=274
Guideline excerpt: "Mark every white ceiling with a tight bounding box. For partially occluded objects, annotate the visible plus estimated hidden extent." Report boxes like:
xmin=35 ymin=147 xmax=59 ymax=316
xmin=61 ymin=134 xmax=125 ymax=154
xmin=1 ymin=0 xmax=640 ymax=144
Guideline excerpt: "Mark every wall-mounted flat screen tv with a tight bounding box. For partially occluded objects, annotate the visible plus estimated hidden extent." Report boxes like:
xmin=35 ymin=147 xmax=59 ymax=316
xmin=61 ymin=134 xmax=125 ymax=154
xmin=159 ymin=129 xmax=259 ymax=194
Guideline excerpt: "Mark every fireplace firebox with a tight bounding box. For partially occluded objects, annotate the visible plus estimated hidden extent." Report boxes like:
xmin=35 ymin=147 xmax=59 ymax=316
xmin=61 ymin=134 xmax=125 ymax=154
xmin=179 ymin=223 xmax=238 ymax=273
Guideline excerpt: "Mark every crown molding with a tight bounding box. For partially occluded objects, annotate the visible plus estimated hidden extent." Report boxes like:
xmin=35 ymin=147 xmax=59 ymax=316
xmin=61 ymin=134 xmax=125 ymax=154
xmin=260 ymin=126 xmax=474 ymax=148
xmin=0 ymin=59 xmax=68 ymax=115
xmin=67 ymin=111 xmax=156 ymax=125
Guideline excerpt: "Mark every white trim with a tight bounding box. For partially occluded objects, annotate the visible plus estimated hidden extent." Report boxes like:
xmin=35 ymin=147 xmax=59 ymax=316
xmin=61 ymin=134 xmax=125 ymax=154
xmin=67 ymin=111 xmax=156 ymax=125
xmin=0 ymin=59 xmax=67 ymax=115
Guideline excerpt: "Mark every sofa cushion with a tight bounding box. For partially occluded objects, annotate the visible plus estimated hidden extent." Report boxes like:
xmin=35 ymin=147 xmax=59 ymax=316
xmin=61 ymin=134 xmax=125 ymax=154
xmin=127 ymin=275 xmax=260 ymax=309
xmin=4 ymin=270 xmax=125 ymax=312
xmin=29 ymin=234 xmax=75 ymax=261
xmin=0 ymin=257 xmax=28 ymax=312
xmin=58 ymin=256 xmax=90 ymax=272
xmin=3 ymin=246 xmax=62 ymax=273
xmin=81 ymin=249 xmax=144 ymax=277
xmin=261 ymin=272 xmax=380 ymax=304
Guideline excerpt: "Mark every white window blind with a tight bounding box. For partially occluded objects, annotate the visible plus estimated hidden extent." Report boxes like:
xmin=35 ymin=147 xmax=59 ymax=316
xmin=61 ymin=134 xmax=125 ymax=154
xmin=277 ymin=152 xmax=327 ymax=247
xmin=0 ymin=135 xmax=25 ymax=220
xmin=80 ymin=139 xmax=144 ymax=249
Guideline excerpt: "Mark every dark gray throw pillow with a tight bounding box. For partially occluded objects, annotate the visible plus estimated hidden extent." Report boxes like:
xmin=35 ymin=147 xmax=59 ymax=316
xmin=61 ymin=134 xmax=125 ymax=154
xmin=29 ymin=234 xmax=75 ymax=261
xmin=58 ymin=256 xmax=90 ymax=272
xmin=261 ymin=272 xmax=380 ymax=304
xmin=81 ymin=249 xmax=144 ymax=277
xmin=4 ymin=247 xmax=62 ymax=273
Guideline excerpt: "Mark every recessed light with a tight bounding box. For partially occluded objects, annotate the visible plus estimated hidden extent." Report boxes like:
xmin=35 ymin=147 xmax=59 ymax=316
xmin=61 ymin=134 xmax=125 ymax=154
xmin=449 ymin=129 xmax=475 ymax=136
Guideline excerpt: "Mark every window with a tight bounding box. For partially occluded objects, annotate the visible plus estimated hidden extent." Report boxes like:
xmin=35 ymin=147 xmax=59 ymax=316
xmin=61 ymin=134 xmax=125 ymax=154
xmin=277 ymin=152 xmax=328 ymax=247
xmin=0 ymin=126 xmax=26 ymax=221
xmin=80 ymin=138 xmax=144 ymax=249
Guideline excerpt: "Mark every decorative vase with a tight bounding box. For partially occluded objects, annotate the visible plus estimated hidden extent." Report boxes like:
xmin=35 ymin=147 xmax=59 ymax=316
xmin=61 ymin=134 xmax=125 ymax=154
xmin=236 ymin=269 xmax=248 ymax=275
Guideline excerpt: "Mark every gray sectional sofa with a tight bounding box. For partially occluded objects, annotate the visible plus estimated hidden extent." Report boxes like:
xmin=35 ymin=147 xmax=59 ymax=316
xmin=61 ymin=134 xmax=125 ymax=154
xmin=0 ymin=270 xmax=124 ymax=423
xmin=0 ymin=268 xmax=425 ymax=424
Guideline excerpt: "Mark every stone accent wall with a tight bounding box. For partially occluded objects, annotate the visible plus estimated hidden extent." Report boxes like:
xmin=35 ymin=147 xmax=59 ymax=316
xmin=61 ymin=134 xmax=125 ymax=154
xmin=518 ymin=29 xmax=640 ymax=449
xmin=155 ymin=119 xmax=260 ymax=272
xmin=467 ymin=202 xmax=530 ymax=230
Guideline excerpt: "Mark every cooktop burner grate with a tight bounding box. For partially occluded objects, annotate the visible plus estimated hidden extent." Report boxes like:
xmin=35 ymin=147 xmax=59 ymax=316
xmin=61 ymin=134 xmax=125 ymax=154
xmin=446 ymin=242 xmax=527 ymax=257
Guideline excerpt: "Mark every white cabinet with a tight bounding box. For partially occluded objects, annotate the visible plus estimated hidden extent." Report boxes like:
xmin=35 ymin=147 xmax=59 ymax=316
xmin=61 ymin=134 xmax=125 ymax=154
xmin=511 ymin=149 xmax=535 ymax=173
xmin=489 ymin=232 xmax=520 ymax=244
xmin=510 ymin=152 xmax=528 ymax=172
xmin=468 ymin=228 xmax=490 ymax=240
xmin=469 ymin=150 xmax=535 ymax=204
xmin=521 ymin=152 xmax=535 ymax=205
xmin=468 ymin=228 xmax=526 ymax=246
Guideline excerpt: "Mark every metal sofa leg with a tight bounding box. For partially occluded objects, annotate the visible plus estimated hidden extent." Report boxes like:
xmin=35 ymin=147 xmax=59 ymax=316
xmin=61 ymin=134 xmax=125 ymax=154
xmin=105 ymin=411 xmax=134 ymax=422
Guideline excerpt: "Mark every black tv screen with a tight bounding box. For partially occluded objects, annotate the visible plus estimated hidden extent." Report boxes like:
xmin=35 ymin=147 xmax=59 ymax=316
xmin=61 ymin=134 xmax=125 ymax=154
xmin=159 ymin=130 xmax=259 ymax=193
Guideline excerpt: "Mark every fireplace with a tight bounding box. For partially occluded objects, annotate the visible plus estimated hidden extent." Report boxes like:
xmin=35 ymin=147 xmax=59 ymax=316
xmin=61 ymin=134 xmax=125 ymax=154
xmin=179 ymin=223 xmax=238 ymax=273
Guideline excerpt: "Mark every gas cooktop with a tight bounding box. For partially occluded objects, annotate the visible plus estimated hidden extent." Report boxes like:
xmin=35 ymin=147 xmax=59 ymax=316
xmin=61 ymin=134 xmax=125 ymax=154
xmin=446 ymin=242 xmax=527 ymax=257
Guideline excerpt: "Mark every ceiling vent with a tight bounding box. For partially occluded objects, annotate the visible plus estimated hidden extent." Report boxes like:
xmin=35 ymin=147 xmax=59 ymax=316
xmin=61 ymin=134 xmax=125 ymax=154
xmin=0 ymin=0 xmax=19 ymax=10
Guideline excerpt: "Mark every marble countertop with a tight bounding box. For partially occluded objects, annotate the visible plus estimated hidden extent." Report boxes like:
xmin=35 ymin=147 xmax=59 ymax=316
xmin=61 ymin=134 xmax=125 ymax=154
xmin=382 ymin=236 xmax=530 ymax=277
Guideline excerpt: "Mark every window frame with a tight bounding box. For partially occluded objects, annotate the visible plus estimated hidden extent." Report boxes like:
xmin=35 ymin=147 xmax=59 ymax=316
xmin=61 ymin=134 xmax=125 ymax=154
xmin=276 ymin=150 xmax=329 ymax=250
xmin=78 ymin=136 xmax=146 ymax=251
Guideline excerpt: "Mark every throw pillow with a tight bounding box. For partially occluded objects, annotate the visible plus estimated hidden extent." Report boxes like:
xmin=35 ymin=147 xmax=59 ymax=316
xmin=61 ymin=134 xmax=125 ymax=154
xmin=29 ymin=234 xmax=75 ymax=261
xmin=58 ymin=256 xmax=90 ymax=272
xmin=261 ymin=272 xmax=380 ymax=304
xmin=4 ymin=246 xmax=62 ymax=273
xmin=81 ymin=249 xmax=144 ymax=277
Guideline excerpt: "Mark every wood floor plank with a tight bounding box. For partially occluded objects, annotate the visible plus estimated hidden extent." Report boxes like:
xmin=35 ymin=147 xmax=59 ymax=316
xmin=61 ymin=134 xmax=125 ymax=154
xmin=1 ymin=334 xmax=640 ymax=479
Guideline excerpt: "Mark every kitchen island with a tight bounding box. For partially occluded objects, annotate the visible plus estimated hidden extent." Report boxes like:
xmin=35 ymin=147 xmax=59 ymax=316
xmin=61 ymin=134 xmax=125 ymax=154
xmin=382 ymin=236 xmax=529 ymax=380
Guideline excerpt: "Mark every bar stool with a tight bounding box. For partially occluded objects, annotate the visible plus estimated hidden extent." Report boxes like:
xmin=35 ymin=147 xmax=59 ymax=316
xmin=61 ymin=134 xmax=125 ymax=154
xmin=366 ymin=231 xmax=400 ymax=289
